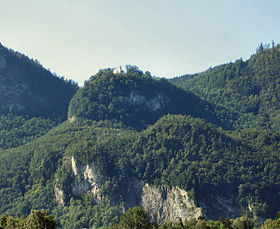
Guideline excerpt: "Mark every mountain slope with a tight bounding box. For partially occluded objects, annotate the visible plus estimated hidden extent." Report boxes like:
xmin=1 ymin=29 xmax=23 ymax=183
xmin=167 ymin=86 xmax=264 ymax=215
xmin=172 ymin=44 xmax=280 ymax=130
xmin=1 ymin=44 xmax=280 ymax=228
xmin=68 ymin=66 xmax=239 ymax=130
xmin=0 ymin=43 xmax=78 ymax=119
xmin=1 ymin=115 xmax=280 ymax=228
xmin=0 ymin=114 xmax=56 ymax=149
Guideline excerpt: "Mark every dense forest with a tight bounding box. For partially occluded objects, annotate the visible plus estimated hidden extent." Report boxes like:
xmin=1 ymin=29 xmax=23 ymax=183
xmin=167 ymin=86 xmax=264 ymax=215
xmin=0 ymin=42 xmax=78 ymax=119
xmin=0 ymin=43 xmax=280 ymax=228
xmin=2 ymin=206 xmax=280 ymax=228
xmin=172 ymin=43 xmax=280 ymax=131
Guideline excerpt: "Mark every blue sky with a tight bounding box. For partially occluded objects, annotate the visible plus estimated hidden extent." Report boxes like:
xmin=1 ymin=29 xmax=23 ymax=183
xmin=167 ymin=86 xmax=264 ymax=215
xmin=0 ymin=0 xmax=279 ymax=85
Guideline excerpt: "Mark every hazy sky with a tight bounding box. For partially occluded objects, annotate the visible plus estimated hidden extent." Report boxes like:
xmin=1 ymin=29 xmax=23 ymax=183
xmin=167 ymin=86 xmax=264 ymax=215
xmin=0 ymin=0 xmax=279 ymax=85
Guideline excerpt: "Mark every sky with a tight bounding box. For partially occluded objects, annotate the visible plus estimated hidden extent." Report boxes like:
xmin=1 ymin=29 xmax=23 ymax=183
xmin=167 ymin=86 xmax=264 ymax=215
xmin=0 ymin=0 xmax=280 ymax=86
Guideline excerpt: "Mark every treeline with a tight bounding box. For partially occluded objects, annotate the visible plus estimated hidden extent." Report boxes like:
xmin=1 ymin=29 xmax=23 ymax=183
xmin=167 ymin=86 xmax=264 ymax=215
xmin=2 ymin=206 xmax=280 ymax=229
xmin=0 ymin=209 xmax=56 ymax=229
xmin=111 ymin=206 xmax=280 ymax=229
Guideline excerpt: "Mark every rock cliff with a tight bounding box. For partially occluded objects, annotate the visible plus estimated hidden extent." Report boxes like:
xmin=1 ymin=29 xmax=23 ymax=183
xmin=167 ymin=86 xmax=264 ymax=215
xmin=56 ymin=157 xmax=204 ymax=223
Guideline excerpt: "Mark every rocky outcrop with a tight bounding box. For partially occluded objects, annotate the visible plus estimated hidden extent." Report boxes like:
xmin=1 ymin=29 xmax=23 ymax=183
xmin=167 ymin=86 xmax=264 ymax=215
xmin=55 ymin=157 xmax=243 ymax=223
xmin=54 ymin=184 xmax=64 ymax=206
xmin=70 ymin=157 xmax=104 ymax=204
xmin=57 ymin=157 xmax=202 ymax=223
xmin=128 ymin=91 xmax=169 ymax=112
xmin=141 ymin=184 xmax=202 ymax=224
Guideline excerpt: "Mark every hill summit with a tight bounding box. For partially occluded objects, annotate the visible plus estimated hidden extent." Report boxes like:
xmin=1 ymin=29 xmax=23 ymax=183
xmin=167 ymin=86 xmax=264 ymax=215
xmin=68 ymin=66 xmax=226 ymax=130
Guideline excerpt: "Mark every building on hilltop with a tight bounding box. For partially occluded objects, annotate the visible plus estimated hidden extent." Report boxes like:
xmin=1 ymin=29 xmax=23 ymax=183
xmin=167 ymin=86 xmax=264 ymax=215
xmin=113 ymin=66 xmax=123 ymax=74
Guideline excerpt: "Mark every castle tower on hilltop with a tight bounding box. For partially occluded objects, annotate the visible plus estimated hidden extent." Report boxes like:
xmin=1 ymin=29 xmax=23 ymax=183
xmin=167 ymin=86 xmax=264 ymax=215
xmin=113 ymin=66 xmax=123 ymax=74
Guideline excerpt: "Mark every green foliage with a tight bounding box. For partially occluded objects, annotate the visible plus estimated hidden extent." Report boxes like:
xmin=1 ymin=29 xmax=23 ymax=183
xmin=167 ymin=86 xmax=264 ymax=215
xmin=1 ymin=47 xmax=280 ymax=228
xmin=1 ymin=114 xmax=280 ymax=226
xmin=0 ymin=114 xmax=56 ymax=149
xmin=56 ymin=197 xmax=122 ymax=229
xmin=261 ymin=218 xmax=280 ymax=229
xmin=68 ymin=67 xmax=233 ymax=130
xmin=24 ymin=210 xmax=57 ymax=229
xmin=172 ymin=44 xmax=280 ymax=131
xmin=0 ymin=210 xmax=56 ymax=229
xmin=0 ymin=44 xmax=78 ymax=119
xmin=115 ymin=206 xmax=150 ymax=229
xmin=110 ymin=206 xmax=265 ymax=229
xmin=231 ymin=216 xmax=255 ymax=229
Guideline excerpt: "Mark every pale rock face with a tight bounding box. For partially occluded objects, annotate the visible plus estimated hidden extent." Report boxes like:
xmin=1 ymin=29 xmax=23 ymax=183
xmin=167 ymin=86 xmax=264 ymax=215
xmin=59 ymin=157 xmax=204 ymax=223
xmin=71 ymin=156 xmax=78 ymax=175
xmin=128 ymin=91 xmax=169 ymax=111
xmin=0 ymin=55 xmax=6 ymax=69
xmin=70 ymin=157 xmax=104 ymax=203
xmin=54 ymin=184 xmax=64 ymax=206
xmin=141 ymin=184 xmax=202 ymax=224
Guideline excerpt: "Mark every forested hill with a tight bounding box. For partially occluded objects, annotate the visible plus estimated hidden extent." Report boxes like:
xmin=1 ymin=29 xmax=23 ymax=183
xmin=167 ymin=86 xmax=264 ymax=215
xmin=172 ymin=43 xmax=280 ymax=130
xmin=68 ymin=66 xmax=239 ymax=130
xmin=2 ymin=44 xmax=280 ymax=228
xmin=0 ymin=43 xmax=78 ymax=119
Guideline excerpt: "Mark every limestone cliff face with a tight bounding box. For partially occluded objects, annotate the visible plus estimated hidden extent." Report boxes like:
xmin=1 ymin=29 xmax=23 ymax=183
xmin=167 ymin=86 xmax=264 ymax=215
xmin=54 ymin=184 xmax=64 ymax=206
xmin=56 ymin=157 xmax=203 ymax=223
xmin=141 ymin=184 xmax=202 ymax=224
xmin=128 ymin=91 xmax=169 ymax=112
xmin=70 ymin=157 xmax=105 ymax=204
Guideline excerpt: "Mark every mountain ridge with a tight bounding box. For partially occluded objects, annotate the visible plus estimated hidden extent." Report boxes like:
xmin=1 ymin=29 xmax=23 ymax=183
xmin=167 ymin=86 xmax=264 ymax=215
xmin=1 ymin=43 xmax=280 ymax=228
xmin=0 ymin=43 xmax=78 ymax=119
xmin=171 ymin=43 xmax=280 ymax=130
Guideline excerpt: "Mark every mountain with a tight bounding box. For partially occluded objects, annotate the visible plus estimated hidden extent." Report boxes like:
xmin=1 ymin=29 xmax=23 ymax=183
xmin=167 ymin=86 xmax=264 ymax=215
xmin=0 ymin=43 xmax=78 ymax=119
xmin=0 ymin=43 xmax=79 ymax=149
xmin=1 ymin=44 xmax=280 ymax=228
xmin=1 ymin=114 xmax=280 ymax=228
xmin=171 ymin=43 xmax=280 ymax=130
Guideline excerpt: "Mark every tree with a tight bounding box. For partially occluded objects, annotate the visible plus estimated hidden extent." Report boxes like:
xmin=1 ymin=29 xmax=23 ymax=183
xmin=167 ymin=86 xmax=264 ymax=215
xmin=118 ymin=206 xmax=150 ymax=229
xmin=24 ymin=210 xmax=57 ymax=229
xmin=231 ymin=216 xmax=254 ymax=229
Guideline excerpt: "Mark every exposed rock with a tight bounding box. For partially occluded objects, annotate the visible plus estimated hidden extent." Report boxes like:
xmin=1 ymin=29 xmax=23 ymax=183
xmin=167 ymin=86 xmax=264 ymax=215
xmin=198 ymin=194 xmax=241 ymax=220
xmin=71 ymin=156 xmax=78 ymax=175
xmin=123 ymin=179 xmax=144 ymax=209
xmin=70 ymin=157 xmax=105 ymax=204
xmin=141 ymin=184 xmax=202 ymax=224
xmin=54 ymin=184 xmax=64 ymax=206
xmin=128 ymin=91 xmax=169 ymax=111
xmin=60 ymin=157 xmax=204 ymax=224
